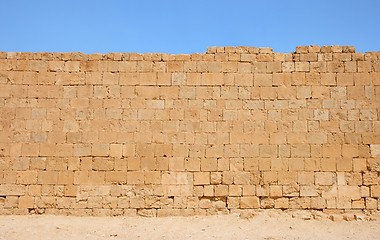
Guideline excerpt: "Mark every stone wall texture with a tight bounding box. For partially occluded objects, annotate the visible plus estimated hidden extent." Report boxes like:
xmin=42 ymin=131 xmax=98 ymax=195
xmin=0 ymin=46 xmax=379 ymax=216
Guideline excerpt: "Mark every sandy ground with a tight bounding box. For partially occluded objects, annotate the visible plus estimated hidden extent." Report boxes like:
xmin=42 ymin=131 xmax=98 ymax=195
xmin=1 ymin=212 xmax=379 ymax=240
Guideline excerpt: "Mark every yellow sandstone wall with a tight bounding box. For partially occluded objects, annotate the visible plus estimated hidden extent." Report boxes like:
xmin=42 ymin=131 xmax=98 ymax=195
xmin=0 ymin=46 xmax=379 ymax=216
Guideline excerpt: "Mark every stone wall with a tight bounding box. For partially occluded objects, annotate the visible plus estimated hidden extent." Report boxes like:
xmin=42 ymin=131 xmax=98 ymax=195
xmin=0 ymin=46 xmax=379 ymax=216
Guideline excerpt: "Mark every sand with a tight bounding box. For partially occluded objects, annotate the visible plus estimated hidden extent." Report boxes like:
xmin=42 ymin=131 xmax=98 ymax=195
xmin=1 ymin=211 xmax=379 ymax=240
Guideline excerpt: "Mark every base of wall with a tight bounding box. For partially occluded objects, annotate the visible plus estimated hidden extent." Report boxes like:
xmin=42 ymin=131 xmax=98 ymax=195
xmin=1 ymin=207 xmax=378 ymax=222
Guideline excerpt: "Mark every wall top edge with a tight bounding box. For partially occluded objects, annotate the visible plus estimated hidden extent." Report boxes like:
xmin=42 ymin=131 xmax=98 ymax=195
xmin=0 ymin=46 xmax=379 ymax=61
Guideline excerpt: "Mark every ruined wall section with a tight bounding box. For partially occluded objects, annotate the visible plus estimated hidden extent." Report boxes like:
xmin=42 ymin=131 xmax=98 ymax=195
xmin=0 ymin=46 xmax=379 ymax=216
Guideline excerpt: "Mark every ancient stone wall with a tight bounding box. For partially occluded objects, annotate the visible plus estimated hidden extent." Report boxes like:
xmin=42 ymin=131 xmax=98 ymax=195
xmin=0 ymin=46 xmax=379 ymax=216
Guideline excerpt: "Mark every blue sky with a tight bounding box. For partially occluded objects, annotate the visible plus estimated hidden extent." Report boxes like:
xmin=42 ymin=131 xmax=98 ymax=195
xmin=1 ymin=0 xmax=379 ymax=54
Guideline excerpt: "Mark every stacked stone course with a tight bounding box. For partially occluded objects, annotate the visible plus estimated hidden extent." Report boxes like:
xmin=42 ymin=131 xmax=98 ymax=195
xmin=0 ymin=46 xmax=379 ymax=216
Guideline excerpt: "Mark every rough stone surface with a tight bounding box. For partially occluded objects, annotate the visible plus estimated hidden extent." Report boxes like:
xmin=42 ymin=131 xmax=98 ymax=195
xmin=0 ymin=45 xmax=379 ymax=216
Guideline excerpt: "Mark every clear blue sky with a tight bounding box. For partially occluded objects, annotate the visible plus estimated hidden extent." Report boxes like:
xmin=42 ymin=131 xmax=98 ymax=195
xmin=1 ymin=0 xmax=379 ymax=54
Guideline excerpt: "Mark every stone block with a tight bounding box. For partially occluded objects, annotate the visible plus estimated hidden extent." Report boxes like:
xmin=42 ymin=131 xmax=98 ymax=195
xmin=210 ymin=172 xmax=222 ymax=185
xmin=234 ymin=172 xmax=250 ymax=185
xmin=201 ymin=73 xmax=223 ymax=85
xmin=295 ymin=62 xmax=310 ymax=72
xmin=365 ymin=198 xmax=378 ymax=210
xmin=105 ymin=171 xmax=127 ymax=184
xmin=338 ymin=186 xmax=361 ymax=200
xmin=297 ymin=86 xmax=311 ymax=99
xmin=17 ymin=171 xmax=38 ymax=184
xmin=0 ymin=184 xmax=26 ymax=196
xmin=229 ymin=185 xmax=242 ymax=196
xmin=262 ymin=166 xmax=278 ymax=182
xmin=194 ymin=172 xmax=210 ymax=185
xmin=274 ymin=198 xmax=289 ymax=209
xmin=214 ymin=185 xmax=228 ymax=196
xmin=269 ymin=186 xmax=283 ymax=197
xmin=92 ymin=158 xmax=114 ymax=171
xmin=278 ymin=171 xmax=297 ymax=185
xmin=315 ymin=172 xmax=335 ymax=186
xmin=21 ymin=143 xmax=39 ymax=157
xmin=73 ymin=144 xmax=91 ymax=157
xmin=127 ymin=171 xmax=144 ymax=185
xmin=259 ymin=145 xmax=277 ymax=158
xmin=243 ymin=157 xmax=258 ymax=171
xmin=371 ymin=144 xmax=380 ymax=157
xmin=57 ymin=171 xmax=74 ymax=185
xmin=291 ymin=144 xmax=311 ymax=157
xmin=168 ymin=157 xmax=185 ymax=171
xmin=337 ymin=158 xmax=352 ymax=171
xmin=38 ymin=171 xmax=58 ymax=185
xmin=240 ymin=196 xmax=260 ymax=209
xmin=300 ymin=186 xmax=318 ymax=197
xmin=254 ymin=73 xmax=272 ymax=87
xmin=322 ymin=145 xmax=341 ymax=158
xmin=185 ymin=158 xmax=200 ymax=171
xmin=310 ymin=197 xmax=326 ymax=209
xmin=64 ymin=185 xmax=77 ymax=197
xmin=371 ymin=186 xmax=380 ymax=198
xmin=88 ymin=172 xmax=105 ymax=184
xmin=18 ymin=196 xmax=34 ymax=209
